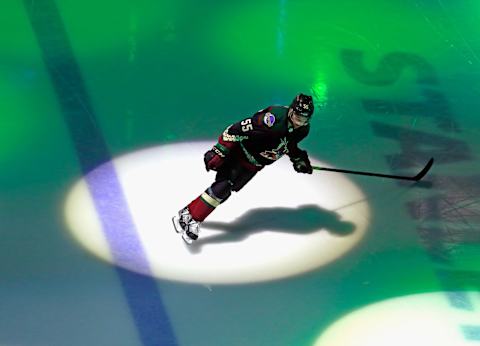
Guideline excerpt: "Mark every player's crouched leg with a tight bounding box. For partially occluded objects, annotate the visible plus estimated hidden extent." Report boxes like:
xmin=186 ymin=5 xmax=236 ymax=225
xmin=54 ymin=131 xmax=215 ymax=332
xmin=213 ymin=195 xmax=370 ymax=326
xmin=179 ymin=182 xmax=232 ymax=244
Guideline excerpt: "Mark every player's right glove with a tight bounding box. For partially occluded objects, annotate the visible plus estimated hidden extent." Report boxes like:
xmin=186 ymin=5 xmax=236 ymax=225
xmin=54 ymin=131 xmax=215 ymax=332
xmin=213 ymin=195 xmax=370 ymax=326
xmin=291 ymin=150 xmax=313 ymax=174
xmin=204 ymin=143 xmax=228 ymax=171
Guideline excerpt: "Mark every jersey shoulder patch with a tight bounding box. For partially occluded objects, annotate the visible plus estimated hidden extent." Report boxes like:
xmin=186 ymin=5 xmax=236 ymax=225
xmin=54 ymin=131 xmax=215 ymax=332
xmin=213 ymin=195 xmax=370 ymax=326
xmin=263 ymin=112 xmax=276 ymax=127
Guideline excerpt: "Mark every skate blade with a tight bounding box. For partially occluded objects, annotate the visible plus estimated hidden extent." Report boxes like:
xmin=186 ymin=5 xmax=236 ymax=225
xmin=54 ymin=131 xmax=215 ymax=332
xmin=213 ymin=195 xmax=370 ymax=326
xmin=172 ymin=215 xmax=183 ymax=234
xmin=181 ymin=232 xmax=194 ymax=245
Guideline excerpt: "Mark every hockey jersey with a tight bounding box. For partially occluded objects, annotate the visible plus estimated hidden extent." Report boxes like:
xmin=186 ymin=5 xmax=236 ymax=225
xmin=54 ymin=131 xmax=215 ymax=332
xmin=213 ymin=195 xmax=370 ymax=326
xmin=218 ymin=105 xmax=310 ymax=166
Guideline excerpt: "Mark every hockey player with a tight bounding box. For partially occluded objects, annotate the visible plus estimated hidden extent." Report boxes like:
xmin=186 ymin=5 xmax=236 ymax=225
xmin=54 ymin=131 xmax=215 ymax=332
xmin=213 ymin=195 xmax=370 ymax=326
xmin=172 ymin=93 xmax=315 ymax=244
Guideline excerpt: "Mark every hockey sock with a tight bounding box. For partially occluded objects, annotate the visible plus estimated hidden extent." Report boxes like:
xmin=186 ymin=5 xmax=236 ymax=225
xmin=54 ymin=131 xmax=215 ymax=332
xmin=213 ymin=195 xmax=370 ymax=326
xmin=187 ymin=190 xmax=222 ymax=222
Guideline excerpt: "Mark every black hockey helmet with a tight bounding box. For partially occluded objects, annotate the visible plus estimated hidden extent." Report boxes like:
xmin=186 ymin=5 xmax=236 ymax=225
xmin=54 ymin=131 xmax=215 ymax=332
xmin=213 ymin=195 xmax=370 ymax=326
xmin=290 ymin=93 xmax=314 ymax=117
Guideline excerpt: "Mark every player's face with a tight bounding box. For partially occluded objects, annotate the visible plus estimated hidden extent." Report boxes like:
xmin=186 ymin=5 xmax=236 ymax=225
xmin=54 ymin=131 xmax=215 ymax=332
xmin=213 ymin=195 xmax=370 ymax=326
xmin=290 ymin=109 xmax=310 ymax=128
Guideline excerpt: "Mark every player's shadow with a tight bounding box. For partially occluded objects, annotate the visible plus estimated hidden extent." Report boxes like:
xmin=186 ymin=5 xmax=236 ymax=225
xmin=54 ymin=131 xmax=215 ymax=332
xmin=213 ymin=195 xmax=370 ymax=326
xmin=188 ymin=204 xmax=355 ymax=253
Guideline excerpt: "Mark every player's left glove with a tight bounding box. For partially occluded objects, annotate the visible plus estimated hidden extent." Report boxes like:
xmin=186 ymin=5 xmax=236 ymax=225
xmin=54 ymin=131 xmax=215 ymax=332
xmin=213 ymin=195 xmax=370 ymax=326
xmin=204 ymin=143 xmax=228 ymax=171
xmin=291 ymin=150 xmax=313 ymax=174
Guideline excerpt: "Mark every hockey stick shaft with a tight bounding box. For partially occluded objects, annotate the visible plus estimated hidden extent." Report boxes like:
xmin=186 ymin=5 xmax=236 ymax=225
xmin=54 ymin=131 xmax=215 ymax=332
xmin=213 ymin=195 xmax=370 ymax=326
xmin=312 ymin=158 xmax=434 ymax=181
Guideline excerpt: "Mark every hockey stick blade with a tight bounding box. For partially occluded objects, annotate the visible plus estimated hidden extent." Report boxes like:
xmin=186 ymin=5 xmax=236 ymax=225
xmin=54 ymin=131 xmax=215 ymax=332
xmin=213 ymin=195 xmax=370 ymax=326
xmin=312 ymin=158 xmax=434 ymax=181
xmin=412 ymin=157 xmax=434 ymax=181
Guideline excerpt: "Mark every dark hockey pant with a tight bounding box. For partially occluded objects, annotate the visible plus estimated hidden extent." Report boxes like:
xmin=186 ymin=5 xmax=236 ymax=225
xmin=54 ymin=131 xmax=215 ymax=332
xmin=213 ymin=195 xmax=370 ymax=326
xmin=188 ymin=152 xmax=263 ymax=222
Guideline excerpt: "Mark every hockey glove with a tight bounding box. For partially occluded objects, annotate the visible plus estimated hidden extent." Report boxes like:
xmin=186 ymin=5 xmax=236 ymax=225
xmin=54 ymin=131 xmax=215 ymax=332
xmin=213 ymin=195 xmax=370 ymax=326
xmin=204 ymin=143 xmax=228 ymax=171
xmin=291 ymin=150 xmax=313 ymax=174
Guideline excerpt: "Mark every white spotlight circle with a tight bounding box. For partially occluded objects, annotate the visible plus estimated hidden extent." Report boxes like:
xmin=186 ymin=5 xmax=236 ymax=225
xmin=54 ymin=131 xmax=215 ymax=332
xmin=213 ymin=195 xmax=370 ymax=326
xmin=314 ymin=292 xmax=480 ymax=346
xmin=64 ymin=141 xmax=370 ymax=284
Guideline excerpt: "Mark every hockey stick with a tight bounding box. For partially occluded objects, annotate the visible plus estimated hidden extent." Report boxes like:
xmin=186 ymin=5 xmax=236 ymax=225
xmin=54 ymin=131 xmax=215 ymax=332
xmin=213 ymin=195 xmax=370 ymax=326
xmin=312 ymin=158 xmax=434 ymax=181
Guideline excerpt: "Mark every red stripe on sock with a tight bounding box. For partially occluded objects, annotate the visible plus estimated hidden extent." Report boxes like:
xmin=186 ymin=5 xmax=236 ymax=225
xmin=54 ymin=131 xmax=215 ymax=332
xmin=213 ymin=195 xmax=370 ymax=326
xmin=188 ymin=196 xmax=215 ymax=222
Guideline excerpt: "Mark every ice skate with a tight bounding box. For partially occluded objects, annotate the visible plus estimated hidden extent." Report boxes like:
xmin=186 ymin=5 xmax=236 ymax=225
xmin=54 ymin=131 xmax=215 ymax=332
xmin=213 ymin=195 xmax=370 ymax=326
xmin=182 ymin=219 xmax=200 ymax=245
xmin=172 ymin=207 xmax=200 ymax=244
xmin=172 ymin=207 xmax=190 ymax=233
